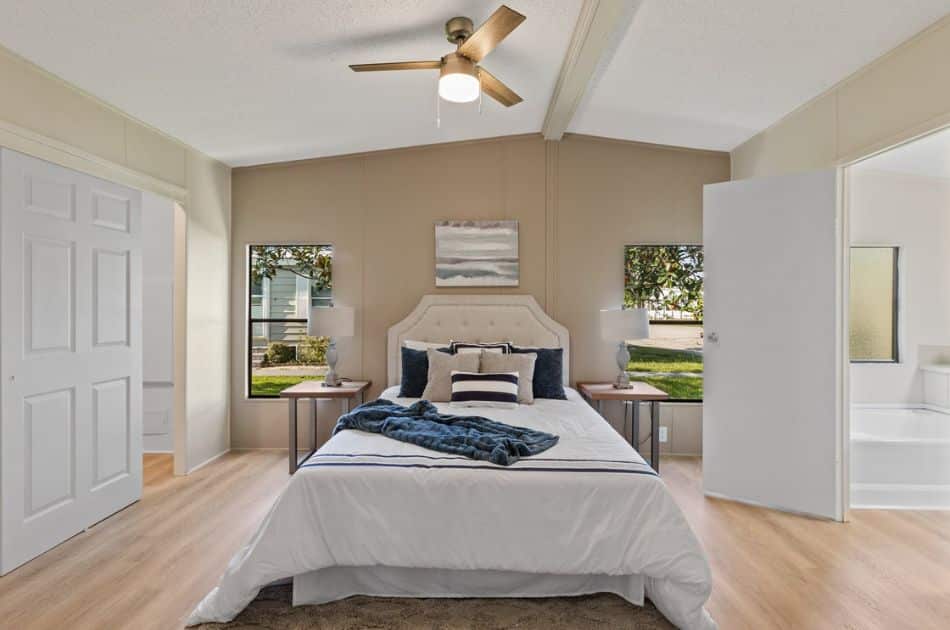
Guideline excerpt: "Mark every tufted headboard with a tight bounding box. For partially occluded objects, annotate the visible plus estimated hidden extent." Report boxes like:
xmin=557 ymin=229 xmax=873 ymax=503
xmin=387 ymin=294 xmax=570 ymax=387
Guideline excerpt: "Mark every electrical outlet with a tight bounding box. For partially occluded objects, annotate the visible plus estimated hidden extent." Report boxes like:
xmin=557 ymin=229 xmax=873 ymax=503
xmin=659 ymin=426 xmax=669 ymax=443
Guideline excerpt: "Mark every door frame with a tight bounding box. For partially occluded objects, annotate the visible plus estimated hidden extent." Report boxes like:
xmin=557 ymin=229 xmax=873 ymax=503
xmin=173 ymin=202 xmax=188 ymax=476
xmin=837 ymin=165 xmax=851 ymax=523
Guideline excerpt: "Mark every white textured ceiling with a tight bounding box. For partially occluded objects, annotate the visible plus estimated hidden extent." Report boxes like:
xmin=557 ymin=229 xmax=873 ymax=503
xmin=0 ymin=1 xmax=948 ymax=165
xmin=571 ymin=0 xmax=950 ymax=151
xmin=853 ymin=127 xmax=950 ymax=179
xmin=0 ymin=1 xmax=581 ymax=166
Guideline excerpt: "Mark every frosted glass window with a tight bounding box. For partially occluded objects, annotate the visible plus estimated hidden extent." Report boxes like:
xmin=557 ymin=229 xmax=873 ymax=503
xmin=850 ymin=247 xmax=898 ymax=362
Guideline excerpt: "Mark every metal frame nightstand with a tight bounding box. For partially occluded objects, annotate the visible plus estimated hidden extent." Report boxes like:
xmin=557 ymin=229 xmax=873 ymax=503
xmin=577 ymin=382 xmax=669 ymax=474
xmin=279 ymin=380 xmax=371 ymax=474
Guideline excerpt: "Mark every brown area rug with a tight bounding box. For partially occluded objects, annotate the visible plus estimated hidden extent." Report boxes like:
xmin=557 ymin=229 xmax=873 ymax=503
xmin=193 ymin=584 xmax=675 ymax=629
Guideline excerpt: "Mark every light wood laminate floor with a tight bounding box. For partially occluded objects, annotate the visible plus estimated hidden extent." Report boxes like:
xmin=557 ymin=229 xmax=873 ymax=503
xmin=0 ymin=452 xmax=948 ymax=629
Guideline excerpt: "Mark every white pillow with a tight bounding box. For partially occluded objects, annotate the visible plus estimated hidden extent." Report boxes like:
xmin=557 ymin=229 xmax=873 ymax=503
xmin=403 ymin=339 xmax=448 ymax=351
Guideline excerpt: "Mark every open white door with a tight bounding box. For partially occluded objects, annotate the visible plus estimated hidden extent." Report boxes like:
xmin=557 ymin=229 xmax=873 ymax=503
xmin=1 ymin=149 xmax=143 ymax=573
xmin=703 ymin=169 xmax=845 ymax=520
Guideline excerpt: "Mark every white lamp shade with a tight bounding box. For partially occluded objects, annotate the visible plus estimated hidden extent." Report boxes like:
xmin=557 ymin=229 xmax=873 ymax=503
xmin=600 ymin=308 xmax=650 ymax=341
xmin=309 ymin=306 xmax=354 ymax=338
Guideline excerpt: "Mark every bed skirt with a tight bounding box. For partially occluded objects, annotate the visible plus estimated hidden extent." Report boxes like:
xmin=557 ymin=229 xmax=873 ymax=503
xmin=292 ymin=566 xmax=645 ymax=606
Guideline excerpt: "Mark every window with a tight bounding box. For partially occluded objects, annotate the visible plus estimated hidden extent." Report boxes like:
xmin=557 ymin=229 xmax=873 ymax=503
xmin=624 ymin=245 xmax=703 ymax=401
xmin=850 ymin=246 xmax=899 ymax=362
xmin=248 ymin=245 xmax=333 ymax=398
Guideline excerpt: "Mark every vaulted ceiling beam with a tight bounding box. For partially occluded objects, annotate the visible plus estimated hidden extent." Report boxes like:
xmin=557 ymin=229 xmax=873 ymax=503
xmin=541 ymin=0 xmax=638 ymax=141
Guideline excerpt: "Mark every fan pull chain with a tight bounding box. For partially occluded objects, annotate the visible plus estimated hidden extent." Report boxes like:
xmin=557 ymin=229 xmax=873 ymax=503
xmin=479 ymin=83 xmax=483 ymax=115
xmin=436 ymin=90 xmax=441 ymax=128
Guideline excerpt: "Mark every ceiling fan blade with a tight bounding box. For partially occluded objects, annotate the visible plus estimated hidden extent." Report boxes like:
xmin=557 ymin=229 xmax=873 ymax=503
xmin=458 ymin=5 xmax=526 ymax=62
xmin=349 ymin=60 xmax=441 ymax=72
xmin=479 ymin=68 xmax=523 ymax=107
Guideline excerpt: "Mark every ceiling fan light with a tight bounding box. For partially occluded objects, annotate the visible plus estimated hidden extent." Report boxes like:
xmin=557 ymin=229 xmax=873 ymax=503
xmin=439 ymin=73 xmax=479 ymax=103
xmin=439 ymin=53 xmax=480 ymax=103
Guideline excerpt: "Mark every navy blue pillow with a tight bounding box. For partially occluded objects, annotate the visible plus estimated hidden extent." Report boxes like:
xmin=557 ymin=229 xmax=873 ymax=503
xmin=398 ymin=346 xmax=449 ymax=397
xmin=510 ymin=346 xmax=566 ymax=399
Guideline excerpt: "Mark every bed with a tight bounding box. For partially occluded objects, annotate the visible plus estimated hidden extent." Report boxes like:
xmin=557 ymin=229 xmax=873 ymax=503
xmin=188 ymin=295 xmax=715 ymax=629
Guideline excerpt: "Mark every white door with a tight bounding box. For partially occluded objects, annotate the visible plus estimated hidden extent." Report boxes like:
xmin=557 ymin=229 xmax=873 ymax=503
xmin=703 ymin=169 xmax=844 ymax=520
xmin=1 ymin=149 xmax=143 ymax=573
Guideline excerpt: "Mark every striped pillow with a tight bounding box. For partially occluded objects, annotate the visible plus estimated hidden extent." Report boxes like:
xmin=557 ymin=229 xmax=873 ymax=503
xmin=449 ymin=341 xmax=511 ymax=355
xmin=450 ymin=371 xmax=519 ymax=409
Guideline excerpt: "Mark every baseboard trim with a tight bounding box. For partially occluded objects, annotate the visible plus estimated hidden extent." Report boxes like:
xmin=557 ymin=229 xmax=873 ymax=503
xmin=852 ymin=402 xmax=950 ymax=414
xmin=187 ymin=448 xmax=230 ymax=474
xmin=851 ymin=482 xmax=950 ymax=510
xmin=229 ymin=447 xmax=288 ymax=452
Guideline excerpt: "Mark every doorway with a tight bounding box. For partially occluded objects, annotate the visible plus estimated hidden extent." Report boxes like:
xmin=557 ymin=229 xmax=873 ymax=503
xmin=846 ymin=127 xmax=950 ymax=510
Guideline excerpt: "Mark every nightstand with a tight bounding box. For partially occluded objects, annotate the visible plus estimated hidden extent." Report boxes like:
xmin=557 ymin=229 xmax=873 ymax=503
xmin=279 ymin=380 xmax=371 ymax=474
xmin=577 ymin=382 xmax=669 ymax=474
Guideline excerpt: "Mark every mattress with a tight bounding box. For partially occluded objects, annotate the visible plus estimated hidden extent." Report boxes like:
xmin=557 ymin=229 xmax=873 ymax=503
xmin=187 ymin=387 xmax=715 ymax=629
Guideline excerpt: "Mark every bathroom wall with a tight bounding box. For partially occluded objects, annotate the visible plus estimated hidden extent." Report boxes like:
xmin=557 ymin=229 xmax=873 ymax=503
xmin=850 ymin=168 xmax=950 ymax=404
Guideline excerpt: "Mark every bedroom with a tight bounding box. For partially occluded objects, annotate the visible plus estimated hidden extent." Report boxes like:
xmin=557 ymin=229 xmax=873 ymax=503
xmin=0 ymin=2 xmax=949 ymax=629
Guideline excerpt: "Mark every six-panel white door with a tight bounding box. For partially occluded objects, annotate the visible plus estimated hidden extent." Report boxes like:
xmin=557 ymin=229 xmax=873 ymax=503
xmin=1 ymin=149 xmax=143 ymax=574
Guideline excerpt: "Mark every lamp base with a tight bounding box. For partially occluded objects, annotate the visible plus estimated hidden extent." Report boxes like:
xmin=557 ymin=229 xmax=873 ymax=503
xmin=322 ymin=339 xmax=341 ymax=387
xmin=613 ymin=341 xmax=632 ymax=389
xmin=613 ymin=372 xmax=634 ymax=389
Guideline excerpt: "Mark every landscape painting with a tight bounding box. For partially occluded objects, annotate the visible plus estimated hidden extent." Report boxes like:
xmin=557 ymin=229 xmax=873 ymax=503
xmin=435 ymin=220 xmax=519 ymax=287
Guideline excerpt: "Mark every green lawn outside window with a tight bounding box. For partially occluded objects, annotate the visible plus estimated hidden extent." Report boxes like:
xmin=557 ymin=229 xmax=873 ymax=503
xmin=627 ymin=345 xmax=703 ymax=400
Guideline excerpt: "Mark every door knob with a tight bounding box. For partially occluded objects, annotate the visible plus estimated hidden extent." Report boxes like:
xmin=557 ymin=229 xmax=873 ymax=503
xmin=707 ymin=332 xmax=719 ymax=343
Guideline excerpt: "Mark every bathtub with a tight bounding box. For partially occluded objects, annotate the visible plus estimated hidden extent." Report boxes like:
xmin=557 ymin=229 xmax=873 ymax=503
xmin=851 ymin=406 xmax=950 ymax=509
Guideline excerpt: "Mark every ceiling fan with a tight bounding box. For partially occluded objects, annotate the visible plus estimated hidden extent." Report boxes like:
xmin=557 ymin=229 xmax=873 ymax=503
xmin=349 ymin=5 xmax=526 ymax=107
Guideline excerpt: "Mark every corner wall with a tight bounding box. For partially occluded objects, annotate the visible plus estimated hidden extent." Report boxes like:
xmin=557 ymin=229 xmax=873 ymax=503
xmin=0 ymin=44 xmax=231 ymax=472
xmin=732 ymin=15 xmax=950 ymax=179
xmin=230 ymin=134 xmax=730 ymax=450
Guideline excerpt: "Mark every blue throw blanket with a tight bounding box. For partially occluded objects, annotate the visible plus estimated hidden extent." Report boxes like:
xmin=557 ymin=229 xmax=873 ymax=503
xmin=332 ymin=399 xmax=559 ymax=466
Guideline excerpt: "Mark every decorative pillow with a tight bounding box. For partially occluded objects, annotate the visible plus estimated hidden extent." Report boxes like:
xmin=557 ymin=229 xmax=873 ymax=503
xmin=479 ymin=350 xmax=536 ymax=404
xmin=399 ymin=345 xmax=450 ymax=398
xmin=510 ymin=346 xmax=567 ymax=399
xmin=449 ymin=341 xmax=511 ymax=355
xmin=422 ymin=349 xmax=480 ymax=402
xmin=450 ymin=371 xmax=519 ymax=409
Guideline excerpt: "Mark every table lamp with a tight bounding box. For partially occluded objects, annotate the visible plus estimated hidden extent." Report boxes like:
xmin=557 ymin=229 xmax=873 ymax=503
xmin=600 ymin=307 xmax=650 ymax=389
xmin=308 ymin=306 xmax=355 ymax=387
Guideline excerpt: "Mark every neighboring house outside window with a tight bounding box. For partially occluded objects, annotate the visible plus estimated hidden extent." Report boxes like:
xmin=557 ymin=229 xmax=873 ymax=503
xmin=624 ymin=245 xmax=703 ymax=401
xmin=248 ymin=244 xmax=333 ymax=398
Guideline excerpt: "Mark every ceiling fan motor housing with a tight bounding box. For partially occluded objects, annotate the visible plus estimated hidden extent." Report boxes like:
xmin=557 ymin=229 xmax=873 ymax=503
xmin=445 ymin=16 xmax=474 ymax=44
xmin=441 ymin=52 xmax=477 ymax=78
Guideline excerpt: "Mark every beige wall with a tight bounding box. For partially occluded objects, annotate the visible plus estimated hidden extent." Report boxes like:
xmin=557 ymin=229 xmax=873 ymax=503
xmin=184 ymin=151 xmax=232 ymax=470
xmin=0 ymin=45 xmax=231 ymax=472
xmin=732 ymin=15 xmax=950 ymax=179
xmin=230 ymin=134 xmax=729 ymax=450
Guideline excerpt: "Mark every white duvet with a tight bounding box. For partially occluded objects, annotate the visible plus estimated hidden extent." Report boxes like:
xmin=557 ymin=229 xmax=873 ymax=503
xmin=187 ymin=388 xmax=716 ymax=629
